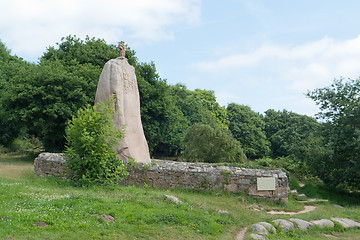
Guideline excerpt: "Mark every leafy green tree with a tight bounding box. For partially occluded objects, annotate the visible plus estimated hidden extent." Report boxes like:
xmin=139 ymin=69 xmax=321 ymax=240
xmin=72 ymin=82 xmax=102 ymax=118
xmin=307 ymin=78 xmax=360 ymax=190
xmin=192 ymin=89 xmax=228 ymax=130
xmin=41 ymin=35 xmax=119 ymax=67
xmin=136 ymin=63 xmax=188 ymax=157
xmin=65 ymin=98 xmax=128 ymax=185
xmin=0 ymin=36 xmax=120 ymax=151
xmin=0 ymin=41 xmax=32 ymax=145
xmin=1 ymin=59 xmax=101 ymax=151
xmin=172 ymin=85 xmax=228 ymax=130
xmin=182 ymin=124 xmax=246 ymax=163
xmin=167 ymin=84 xmax=231 ymax=158
xmin=263 ymin=109 xmax=320 ymax=159
xmin=171 ymin=85 xmax=228 ymax=130
xmin=227 ymin=103 xmax=270 ymax=159
xmin=0 ymin=36 xmax=231 ymax=159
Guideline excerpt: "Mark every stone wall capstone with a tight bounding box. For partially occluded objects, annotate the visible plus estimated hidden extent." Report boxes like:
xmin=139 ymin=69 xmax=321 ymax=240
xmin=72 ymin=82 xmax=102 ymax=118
xmin=34 ymin=153 xmax=288 ymax=202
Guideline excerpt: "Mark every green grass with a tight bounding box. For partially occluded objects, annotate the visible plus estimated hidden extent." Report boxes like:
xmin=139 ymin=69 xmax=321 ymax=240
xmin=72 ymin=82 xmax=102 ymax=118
xmin=1 ymin=153 xmax=359 ymax=239
xmin=290 ymin=175 xmax=360 ymax=206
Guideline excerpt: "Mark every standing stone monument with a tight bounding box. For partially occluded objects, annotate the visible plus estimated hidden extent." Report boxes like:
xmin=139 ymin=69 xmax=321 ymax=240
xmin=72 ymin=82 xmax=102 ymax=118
xmin=94 ymin=41 xmax=151 ymax=163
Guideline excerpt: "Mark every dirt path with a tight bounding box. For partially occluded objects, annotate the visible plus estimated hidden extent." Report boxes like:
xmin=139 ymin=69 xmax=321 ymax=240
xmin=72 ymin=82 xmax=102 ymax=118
xmin=266 ymin=205 xmax=317 ymax=215
xmin=234 ymin=227 xmax=247 ymax=240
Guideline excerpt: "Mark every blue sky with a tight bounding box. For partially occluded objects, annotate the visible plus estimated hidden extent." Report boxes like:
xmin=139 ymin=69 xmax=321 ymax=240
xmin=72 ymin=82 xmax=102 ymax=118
xmin=2 ymin=0 xmax=360 ymax=116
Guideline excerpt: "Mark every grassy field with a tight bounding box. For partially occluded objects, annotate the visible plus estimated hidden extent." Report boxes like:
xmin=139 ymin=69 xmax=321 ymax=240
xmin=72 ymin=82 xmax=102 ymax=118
xmin=0 ymin=153 xmax=359 ymax=239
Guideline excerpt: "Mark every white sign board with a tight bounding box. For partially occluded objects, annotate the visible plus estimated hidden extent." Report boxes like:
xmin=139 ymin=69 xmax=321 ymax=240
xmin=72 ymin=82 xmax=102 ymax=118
xmin=257 ymin=177 xmax=276 ymax=191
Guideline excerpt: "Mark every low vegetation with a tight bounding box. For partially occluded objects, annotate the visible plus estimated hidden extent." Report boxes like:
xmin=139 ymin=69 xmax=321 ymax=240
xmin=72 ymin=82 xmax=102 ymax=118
xmin=0 ymin=153 xmax=359 ymax=239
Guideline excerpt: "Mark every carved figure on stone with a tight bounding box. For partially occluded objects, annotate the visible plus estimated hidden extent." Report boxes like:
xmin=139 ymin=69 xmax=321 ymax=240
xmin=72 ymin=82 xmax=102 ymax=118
xmin=94 ymin=41 xmax=150 ymax=163
xmin=119 ymin=41 xmax=126 ymax=58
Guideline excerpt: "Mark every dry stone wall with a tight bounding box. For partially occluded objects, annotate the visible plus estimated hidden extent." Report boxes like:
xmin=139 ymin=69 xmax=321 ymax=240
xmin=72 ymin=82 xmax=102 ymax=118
xmin=34 ymin=153 xmax=288 ymax=202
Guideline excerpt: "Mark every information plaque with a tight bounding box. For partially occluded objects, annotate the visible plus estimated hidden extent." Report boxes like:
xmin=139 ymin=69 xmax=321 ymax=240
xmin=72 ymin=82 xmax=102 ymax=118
xmin=257 ymin=177 xmax=276 ymax=191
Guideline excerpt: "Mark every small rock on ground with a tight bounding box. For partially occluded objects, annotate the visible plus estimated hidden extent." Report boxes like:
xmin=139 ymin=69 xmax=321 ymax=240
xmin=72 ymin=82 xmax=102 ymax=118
xmin=311 ymin=219 xmax=334 ymax=228
xmin=332 ymin=204 xmax=344 ymax=208
xmin=273 ymin=219 xmax=294 ymax=232
xmin=257 ymin=222 xmax=276 ymax=233
xmin=290 ymin=218 xmax=314 ymax=230
xmin=97 ymin=215 xmax=115 ymax=223
xmin=290 ymin=190 xmax=298 ymax=196
xmin=251 ymin=223 xmax=268 ymax=235
xmin=250 ymin=233 xmax=266 ymax=240
xmin=299 ymin=198 xmax=328 ymax=203
xmin=164 ymin=194 xmax=182 ymax=204
xmin=322 ymin=233 xmax=338 ymax=238
xmin=331 ymin=218 xmax=360 ymax=228
xmin=217 ymin=209 xmax=229 ymax=214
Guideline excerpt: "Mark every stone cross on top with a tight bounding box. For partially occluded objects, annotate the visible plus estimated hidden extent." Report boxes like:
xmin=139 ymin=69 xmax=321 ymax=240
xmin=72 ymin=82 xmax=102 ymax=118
xmin=118 ymin=41 xmax=127 ymax=58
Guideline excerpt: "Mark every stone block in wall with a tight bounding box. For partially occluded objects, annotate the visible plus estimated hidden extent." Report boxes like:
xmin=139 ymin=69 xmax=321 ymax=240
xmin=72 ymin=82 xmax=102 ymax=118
xmin=248 ymin=185 xmax=273 ymax=198
xmin=224 ymin=182 xmax=238 ymax=192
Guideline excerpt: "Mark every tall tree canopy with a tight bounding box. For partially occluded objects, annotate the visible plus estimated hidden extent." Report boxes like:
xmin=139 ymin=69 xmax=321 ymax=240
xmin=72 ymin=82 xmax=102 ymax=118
xmin=2 ymin=35 xmax=334 ymax=179
xmin=0 ymin=36 xmax=225 ymax=157
xmin=170 ymin=84 xmax=228 ymax=130
xmin=263 ymin=109 xmax=320 ymax=159
xmin=136 ymin=63 xmax=188 ymax=156
xmin=227 ymin=103 xmax=270 ymax=159
xmin=0 ymin=41 xmax=28 ymax=145
xmin=307 ymin=78 xmax=360 ymax=190
xmin=1 ymin=36 xmax=114 ymax=151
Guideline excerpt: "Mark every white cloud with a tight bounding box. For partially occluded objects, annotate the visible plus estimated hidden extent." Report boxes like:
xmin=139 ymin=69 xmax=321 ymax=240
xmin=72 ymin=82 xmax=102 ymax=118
xmin=192 ymin=36 xmax=360 ymax=93
xmin=0 ymin=0 xmax=201 ymax=60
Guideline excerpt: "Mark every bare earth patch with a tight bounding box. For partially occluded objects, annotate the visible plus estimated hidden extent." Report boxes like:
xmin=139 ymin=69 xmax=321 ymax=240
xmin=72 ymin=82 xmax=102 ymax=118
xmin=322 ymin=233 xmax=338 ymax=238
xmin=34 ymin=222 xmax=49 ymax=227
xmin=97 ymin=215 xmax=115 ymax=223
xmin=235 ymin=227 xmax=247 ymax=240
xmin=0 ymin=164 xmax=33 ymax=179
xmin=267 ymin=205 xmax=317 ymax=215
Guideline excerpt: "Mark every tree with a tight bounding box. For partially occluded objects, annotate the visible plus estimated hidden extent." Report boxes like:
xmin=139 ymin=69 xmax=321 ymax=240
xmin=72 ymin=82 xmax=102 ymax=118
xmin=191 ymin=89 xmax=228 ymax=131
xmin=1 ymin=59 xmax=102 ymax=151
xmin=307 ymin=78 xmax=360 ymax=190
xmin=41 ymin=35 xmax=119 ymax=67
xmin=0 ymin=41 xmax=32 ymax=145
xmin=227 ymin=103 xmax=270 ymax=159
xmin=137 ymin=63 xmax=188 ymax=157
xmin=0 ymin=36 xmax=119 ymax=151
xmin=0 ymin=36 xmax=231 ymax=159
xmin=182 ymin=124 xmax=246 ymax=163
xmin=263 ymin=109 xmax=320 ymax=159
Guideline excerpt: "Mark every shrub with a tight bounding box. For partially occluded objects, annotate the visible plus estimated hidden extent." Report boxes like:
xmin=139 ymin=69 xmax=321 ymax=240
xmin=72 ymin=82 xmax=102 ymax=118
xmin=64 ymin=98 xmax=128 ymax=185
xmin=182 ymin=124 xmax=246 ymax=163
xmin=0 ymin=135 xmax=43 ymax=153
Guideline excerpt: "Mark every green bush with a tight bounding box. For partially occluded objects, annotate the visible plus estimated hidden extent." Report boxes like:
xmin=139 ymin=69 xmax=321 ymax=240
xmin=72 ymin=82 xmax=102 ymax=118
xmin=182 ymin=123 xmax=246 ymax=163
xmin=64 ymin=98 xmax=128 ymax=185
xmin=0 ymin=135 xmax=43 ymax=153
